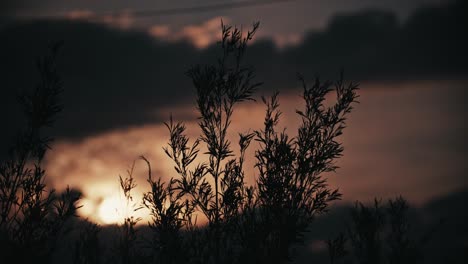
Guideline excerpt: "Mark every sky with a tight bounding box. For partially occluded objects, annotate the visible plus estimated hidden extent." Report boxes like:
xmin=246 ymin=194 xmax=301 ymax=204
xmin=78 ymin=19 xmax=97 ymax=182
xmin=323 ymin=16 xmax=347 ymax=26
xmin=0 ymin=0 xmax=467 ymax=226
xmin=0 ymin=0 xmax=449 ymax=47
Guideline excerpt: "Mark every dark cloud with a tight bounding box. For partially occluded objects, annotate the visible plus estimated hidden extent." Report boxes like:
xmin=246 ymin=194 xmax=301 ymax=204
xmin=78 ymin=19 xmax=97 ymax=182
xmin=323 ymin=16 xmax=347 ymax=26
xmin=0 ymin=0 xmax=466 ymax=149
xmin=282 ymin=0 xmax=467 ymax=80
xmin=0 ymin=20 xmax=199 ymax=141
xmin=0 ymin=1 xmax=20 ymax=17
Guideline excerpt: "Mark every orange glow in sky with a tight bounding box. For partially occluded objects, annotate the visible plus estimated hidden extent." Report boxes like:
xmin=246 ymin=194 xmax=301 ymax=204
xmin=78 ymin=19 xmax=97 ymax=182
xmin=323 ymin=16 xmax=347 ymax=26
xmin=44 ymin=80 xmax=467 ymax=225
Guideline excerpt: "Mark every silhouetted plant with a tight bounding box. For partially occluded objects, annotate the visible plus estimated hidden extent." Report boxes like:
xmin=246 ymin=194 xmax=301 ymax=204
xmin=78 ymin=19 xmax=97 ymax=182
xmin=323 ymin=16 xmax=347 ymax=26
xmin=386 ymin=196 xmax=421 ymax=264
xmin=349 ymin=199 xmax=386 ymax=264
xmin=184 ymin=20 xmax=260 ymax=225
xmin=133 ymin=21 xmax=359 ymax=264
xmin=326 ymin=196 xmax=425 ymax=264
xmin=327 ymin=232 xmax=348 ymax=264
xmin=140 ymin=154 xmax=194 ymax=264
xmin=164 ymin=21 xmax=260 ymax=263
xmin=73 ymin=221 xmax=101 ymax=264
xmin=113 ymin=163 xmax=142 ymax=264
xmin=0 ymin=43 xmax=81 ymax=264
xmin=248 ymin=72 xmax=358 ymax=263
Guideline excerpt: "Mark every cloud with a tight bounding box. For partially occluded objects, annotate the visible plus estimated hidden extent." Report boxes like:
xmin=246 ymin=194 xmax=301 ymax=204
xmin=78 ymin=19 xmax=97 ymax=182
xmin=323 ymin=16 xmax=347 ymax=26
xmin=0 ymin=0 xmax=466 ymax=147
xmin=283 ymin=1 xmax=468 ymax=80
xmin=63 ymin=9 xmax=134 ymax=30
xmin=271 ymin=32 xmax=302 ymax=49
xmin=147 ymin=16 xmax=302 ymax=49
xmin=44 ymin=123 xmax=175 ymax=224
xmin=64 ymin=9 xmax=94 ymax=20
xmin=148 ymin=16 xmax=229 ymax=49
xmin=0 ymin=19 xmax=199 ymax=144
xmin=148 ymin=25 xmax=170 ymax=38
xmin=41 ymin=81 xmax=467 ymax=225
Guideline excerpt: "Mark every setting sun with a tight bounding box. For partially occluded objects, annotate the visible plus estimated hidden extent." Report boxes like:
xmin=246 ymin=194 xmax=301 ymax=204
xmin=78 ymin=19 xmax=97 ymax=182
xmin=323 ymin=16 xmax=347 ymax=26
xmin=98 ymin=196 xmax=124 ymax=224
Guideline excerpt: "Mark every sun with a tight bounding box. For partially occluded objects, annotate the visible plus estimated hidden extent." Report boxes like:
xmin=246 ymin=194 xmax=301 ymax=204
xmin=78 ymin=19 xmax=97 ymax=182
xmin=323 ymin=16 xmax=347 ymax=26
xmin=98 ymin=195 xmax=124 ymax=224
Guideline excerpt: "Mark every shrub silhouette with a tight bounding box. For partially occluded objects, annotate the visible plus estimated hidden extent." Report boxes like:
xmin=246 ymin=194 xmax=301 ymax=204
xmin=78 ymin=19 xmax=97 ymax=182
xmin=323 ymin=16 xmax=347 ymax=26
xmin=135 ymin=21 xmax=359 ymax=264
xmin=0 ymin=43 xmax=81 ymax=264
xmin=326 ymin=197 xmax=431 ymax=264
xmin=73 ymin=221 xmax=101 ymax=264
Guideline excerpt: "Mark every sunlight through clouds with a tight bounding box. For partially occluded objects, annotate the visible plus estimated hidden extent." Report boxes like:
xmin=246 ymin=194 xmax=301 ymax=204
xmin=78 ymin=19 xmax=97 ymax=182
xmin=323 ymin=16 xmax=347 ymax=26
xmin=44 ymin=81 xmax=468 ymax=225
xmin=148 ymin=16 xmax=230 ymax=48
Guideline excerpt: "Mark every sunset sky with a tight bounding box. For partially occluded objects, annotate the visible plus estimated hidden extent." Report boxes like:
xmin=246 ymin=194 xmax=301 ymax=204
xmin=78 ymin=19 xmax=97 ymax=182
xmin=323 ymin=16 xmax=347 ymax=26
xmin=0 ymin=0 xmax=466 ymax=226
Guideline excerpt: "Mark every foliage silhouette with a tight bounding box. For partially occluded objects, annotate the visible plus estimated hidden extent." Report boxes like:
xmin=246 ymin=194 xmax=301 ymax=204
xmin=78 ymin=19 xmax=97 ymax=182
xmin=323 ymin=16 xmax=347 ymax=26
xmin=0 ymin=43 xmax=81 ymax=264
xmin=326 ymin=197 xmax=434 ymax=264
xmin=73 ymin=221 xmax=101 ymax=264
xmin=132 ymin=21 xmax=359 ymax=264
xmin=100 ymin=162 xmax=143 ymax=264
